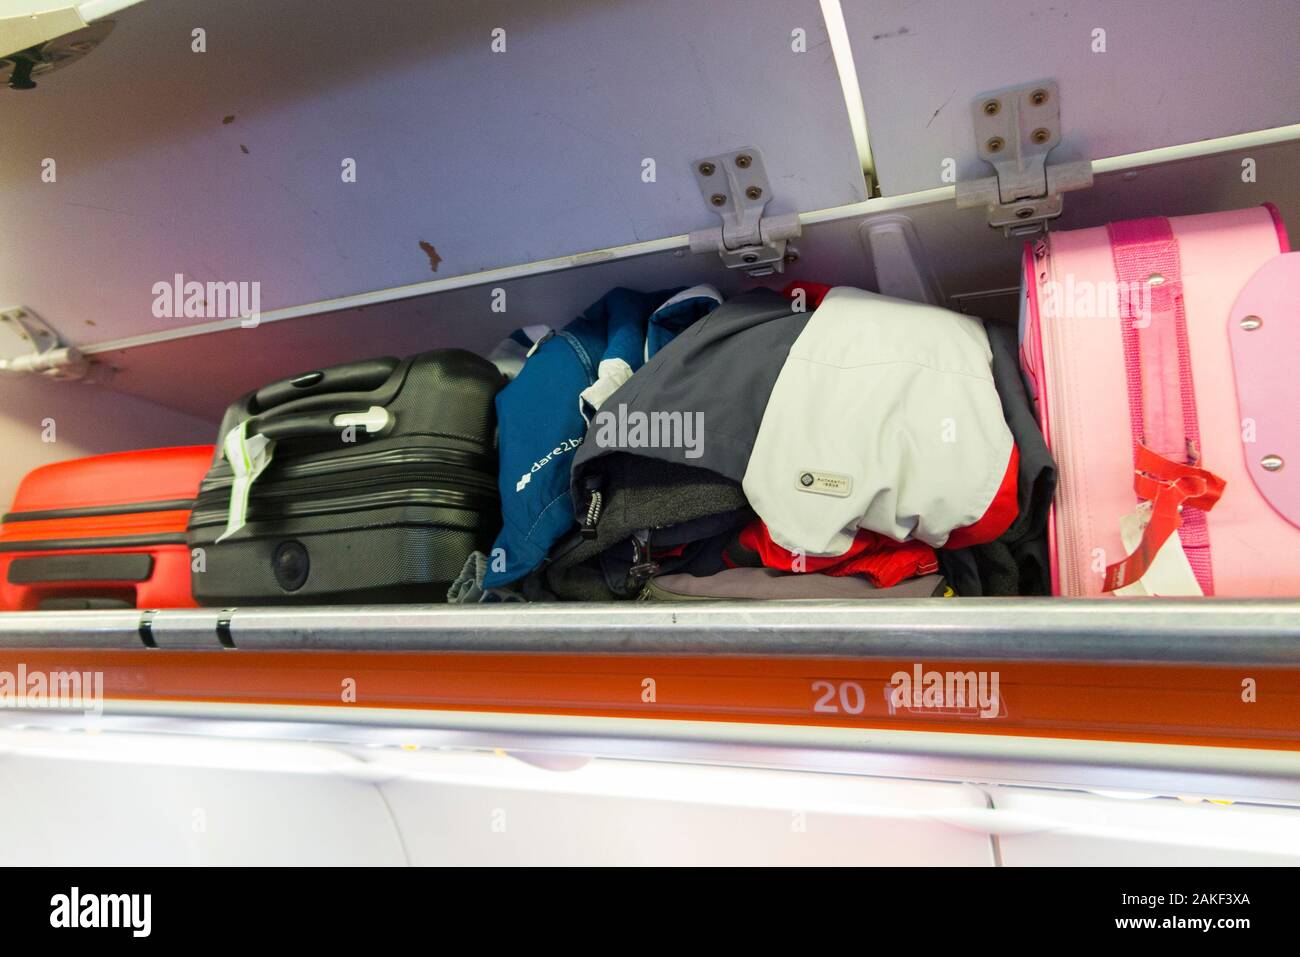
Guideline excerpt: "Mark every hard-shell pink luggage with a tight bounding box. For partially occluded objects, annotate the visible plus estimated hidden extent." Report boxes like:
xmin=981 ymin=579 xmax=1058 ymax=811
xmin=1020 ymin=204 xmax=1300 ymax=597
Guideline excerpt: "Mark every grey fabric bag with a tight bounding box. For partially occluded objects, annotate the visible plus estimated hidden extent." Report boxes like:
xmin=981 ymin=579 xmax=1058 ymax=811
xmin=640 ymin=569 xmax=949 ymax=601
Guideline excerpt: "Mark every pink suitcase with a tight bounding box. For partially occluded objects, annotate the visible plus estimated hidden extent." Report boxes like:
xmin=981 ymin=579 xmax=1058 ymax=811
xmin=1020 ymin=204 xmax=1300 ymax=597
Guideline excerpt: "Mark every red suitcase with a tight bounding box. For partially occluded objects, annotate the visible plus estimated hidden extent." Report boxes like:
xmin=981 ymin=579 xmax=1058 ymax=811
xmin=0 ymin=446 xmax=214 ymax=610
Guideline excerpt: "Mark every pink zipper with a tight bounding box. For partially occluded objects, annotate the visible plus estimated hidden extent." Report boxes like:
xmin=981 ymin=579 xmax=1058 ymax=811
xmin=1027 ymin=238 xmax=1085 ymax=595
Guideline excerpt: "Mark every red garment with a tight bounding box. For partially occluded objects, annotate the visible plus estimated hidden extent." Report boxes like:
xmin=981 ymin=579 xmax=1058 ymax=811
xmin=730 ymin=520 xmax=939 ymax=589
xmin=944 ymin=443 xmax=1020 ymax=549
xmin=783 ymin=281 xmax=833 ymax=310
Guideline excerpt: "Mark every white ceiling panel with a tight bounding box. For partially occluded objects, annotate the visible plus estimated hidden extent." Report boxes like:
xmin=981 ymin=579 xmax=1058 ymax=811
xmin=0 ymin=0 xmax=865 ymax=345
xmin=843 ymin=0 xmax=1300 ymax=195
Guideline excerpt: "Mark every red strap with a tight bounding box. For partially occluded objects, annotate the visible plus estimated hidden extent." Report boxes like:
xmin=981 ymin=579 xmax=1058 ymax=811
xmin=1130 ymin=444 xmax=1225 ymax=510
xmin=1102 ymin=446 xmax=1225 ymax=592
xmin=1107 ymin=218 xmax=1215 ymax=594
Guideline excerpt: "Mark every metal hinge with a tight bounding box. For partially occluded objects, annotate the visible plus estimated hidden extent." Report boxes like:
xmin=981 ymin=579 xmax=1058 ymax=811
xmin=0 ymin=305 xmax=90 ymax=379
xmin=2 ymin=19 xmax=116 ymax=89
xmin=688 ymin=147 xmax=800 ymax=277
xmin=954 ymin=81 xmax=1093 ymax=237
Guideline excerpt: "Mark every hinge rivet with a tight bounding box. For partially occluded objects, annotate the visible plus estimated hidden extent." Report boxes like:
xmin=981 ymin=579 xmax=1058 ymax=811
xmin=986 ymin=136 xmax=1004 ymax=153
xmin=735 ymin=154 xmax=752 ymax=169
xmin=1261 ymin=454 xmax=1284 ymax=472
xmin=1031 ymin=127 xmax=1051 ymax=144
xmin=982 ymin=99 xmax=1001 ymax=116
xmin=1240 ymin=315 xmax=1262 ymax=331
xmin=1030 ymin=88 xmax=1049 ymax=106
xmin=698 ymin=162 xmax=715 ymax=176
xmin=745 ymin=185 xmax=763 ymax=200
xmin=710 ymin=193 xmax=726 ymax=206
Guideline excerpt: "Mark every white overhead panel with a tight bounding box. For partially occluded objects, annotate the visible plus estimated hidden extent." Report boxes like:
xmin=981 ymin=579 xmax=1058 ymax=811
xmin=90 ymin=220 xmax=879 ymax=422
xmin=0 ymin=0 xmax=865 ymax=345
xmin=83 ymin=135 xmax=1299 ymax=421
xmin=842 ymin=0 xmax=1300 ymax=196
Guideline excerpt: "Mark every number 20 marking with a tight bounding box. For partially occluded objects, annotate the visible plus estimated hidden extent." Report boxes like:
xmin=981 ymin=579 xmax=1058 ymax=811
xmin=811 ymin=680 xmax=866 ymax=715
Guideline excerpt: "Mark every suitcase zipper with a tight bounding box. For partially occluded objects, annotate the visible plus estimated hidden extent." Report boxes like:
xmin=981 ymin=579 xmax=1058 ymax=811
xmin=1038 ymin=246 xmax=1084 ymax=595
xmin=0 ymin=532 xmax=188 ymax=553
xmin=200 ymin=445 xmax=495 ymax=489
xmin=196 ymin=467 xmax=496 ymax=504
xmin=2 ymin=498 xmax=196 ymax=523
xmin=189 ymin=469 xmax=497 ymax=529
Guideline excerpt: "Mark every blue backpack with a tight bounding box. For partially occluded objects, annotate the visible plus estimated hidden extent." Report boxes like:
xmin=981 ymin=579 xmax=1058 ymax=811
xmin=484 ymin=286 xmax=720 ymax=588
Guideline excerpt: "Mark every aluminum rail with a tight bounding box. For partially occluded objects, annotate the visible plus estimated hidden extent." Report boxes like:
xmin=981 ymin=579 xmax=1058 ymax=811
xmin=2 ymin=599 xmax=1300 ymax=664
xmin=7 ymin=123 xmax=1298 ymax=372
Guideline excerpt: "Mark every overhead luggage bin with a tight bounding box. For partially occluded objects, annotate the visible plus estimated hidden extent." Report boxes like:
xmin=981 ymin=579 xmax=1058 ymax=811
xmin=2 ymin=0 xmax=1300 ymax=830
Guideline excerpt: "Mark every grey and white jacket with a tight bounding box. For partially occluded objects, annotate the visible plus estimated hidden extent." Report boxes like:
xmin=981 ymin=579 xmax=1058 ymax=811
xmin=572 ymin=286 xmax=1018 ymax=557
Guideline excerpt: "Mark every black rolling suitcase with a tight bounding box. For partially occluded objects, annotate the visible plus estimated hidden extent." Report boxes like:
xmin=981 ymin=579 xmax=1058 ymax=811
xmin=188 ymin=350 xmax=504 ymax=604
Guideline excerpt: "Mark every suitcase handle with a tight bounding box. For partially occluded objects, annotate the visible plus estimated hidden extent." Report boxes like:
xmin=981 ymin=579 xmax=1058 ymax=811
xmin=251 ymin=357 xmax=401 ymax=413
xmin=247 ymin=406 xmax=393 ymax=442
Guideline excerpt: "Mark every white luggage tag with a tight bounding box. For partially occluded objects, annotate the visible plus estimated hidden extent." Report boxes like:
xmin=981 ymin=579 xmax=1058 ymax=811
xmin=1112 ymin=500 xmax=1202 ymax=597
xmin=216 ymin=420 xmax=274 ymax=543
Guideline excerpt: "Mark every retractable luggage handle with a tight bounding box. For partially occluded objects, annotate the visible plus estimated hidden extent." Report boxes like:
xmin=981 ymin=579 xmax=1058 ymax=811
xmin=250 ymin=357 xmax=400 ymax=413
xmin=226 ymin=356 xmax=408 ymax=447
xmin=244 ymin=406 xmax=393 ymax=442
xmin=7 ymin=549 xmax=192 ymax=612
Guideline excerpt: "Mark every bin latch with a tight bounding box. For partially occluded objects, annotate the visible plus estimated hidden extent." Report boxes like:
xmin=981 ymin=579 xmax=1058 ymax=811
xmin=954 ymin=81 xmax=1093 ymax=237
xmin=689 ymin=148 xmax=800 ymax=277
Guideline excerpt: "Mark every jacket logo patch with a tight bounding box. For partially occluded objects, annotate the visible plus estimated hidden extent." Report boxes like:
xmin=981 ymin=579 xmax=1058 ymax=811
xmin=516 ymin=437 xmax=583 ymax=493
xmin=795 ymin=469 xmax=852 ymax=498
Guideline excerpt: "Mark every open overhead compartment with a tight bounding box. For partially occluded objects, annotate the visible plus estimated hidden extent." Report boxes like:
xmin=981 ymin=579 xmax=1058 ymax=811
xmin=1 ymin=0 xmax=1299 ymax=820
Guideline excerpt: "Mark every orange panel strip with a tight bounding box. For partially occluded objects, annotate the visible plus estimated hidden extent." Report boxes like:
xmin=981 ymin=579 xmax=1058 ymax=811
xmin=0 ymin=649 xmax=1295 ymax=751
